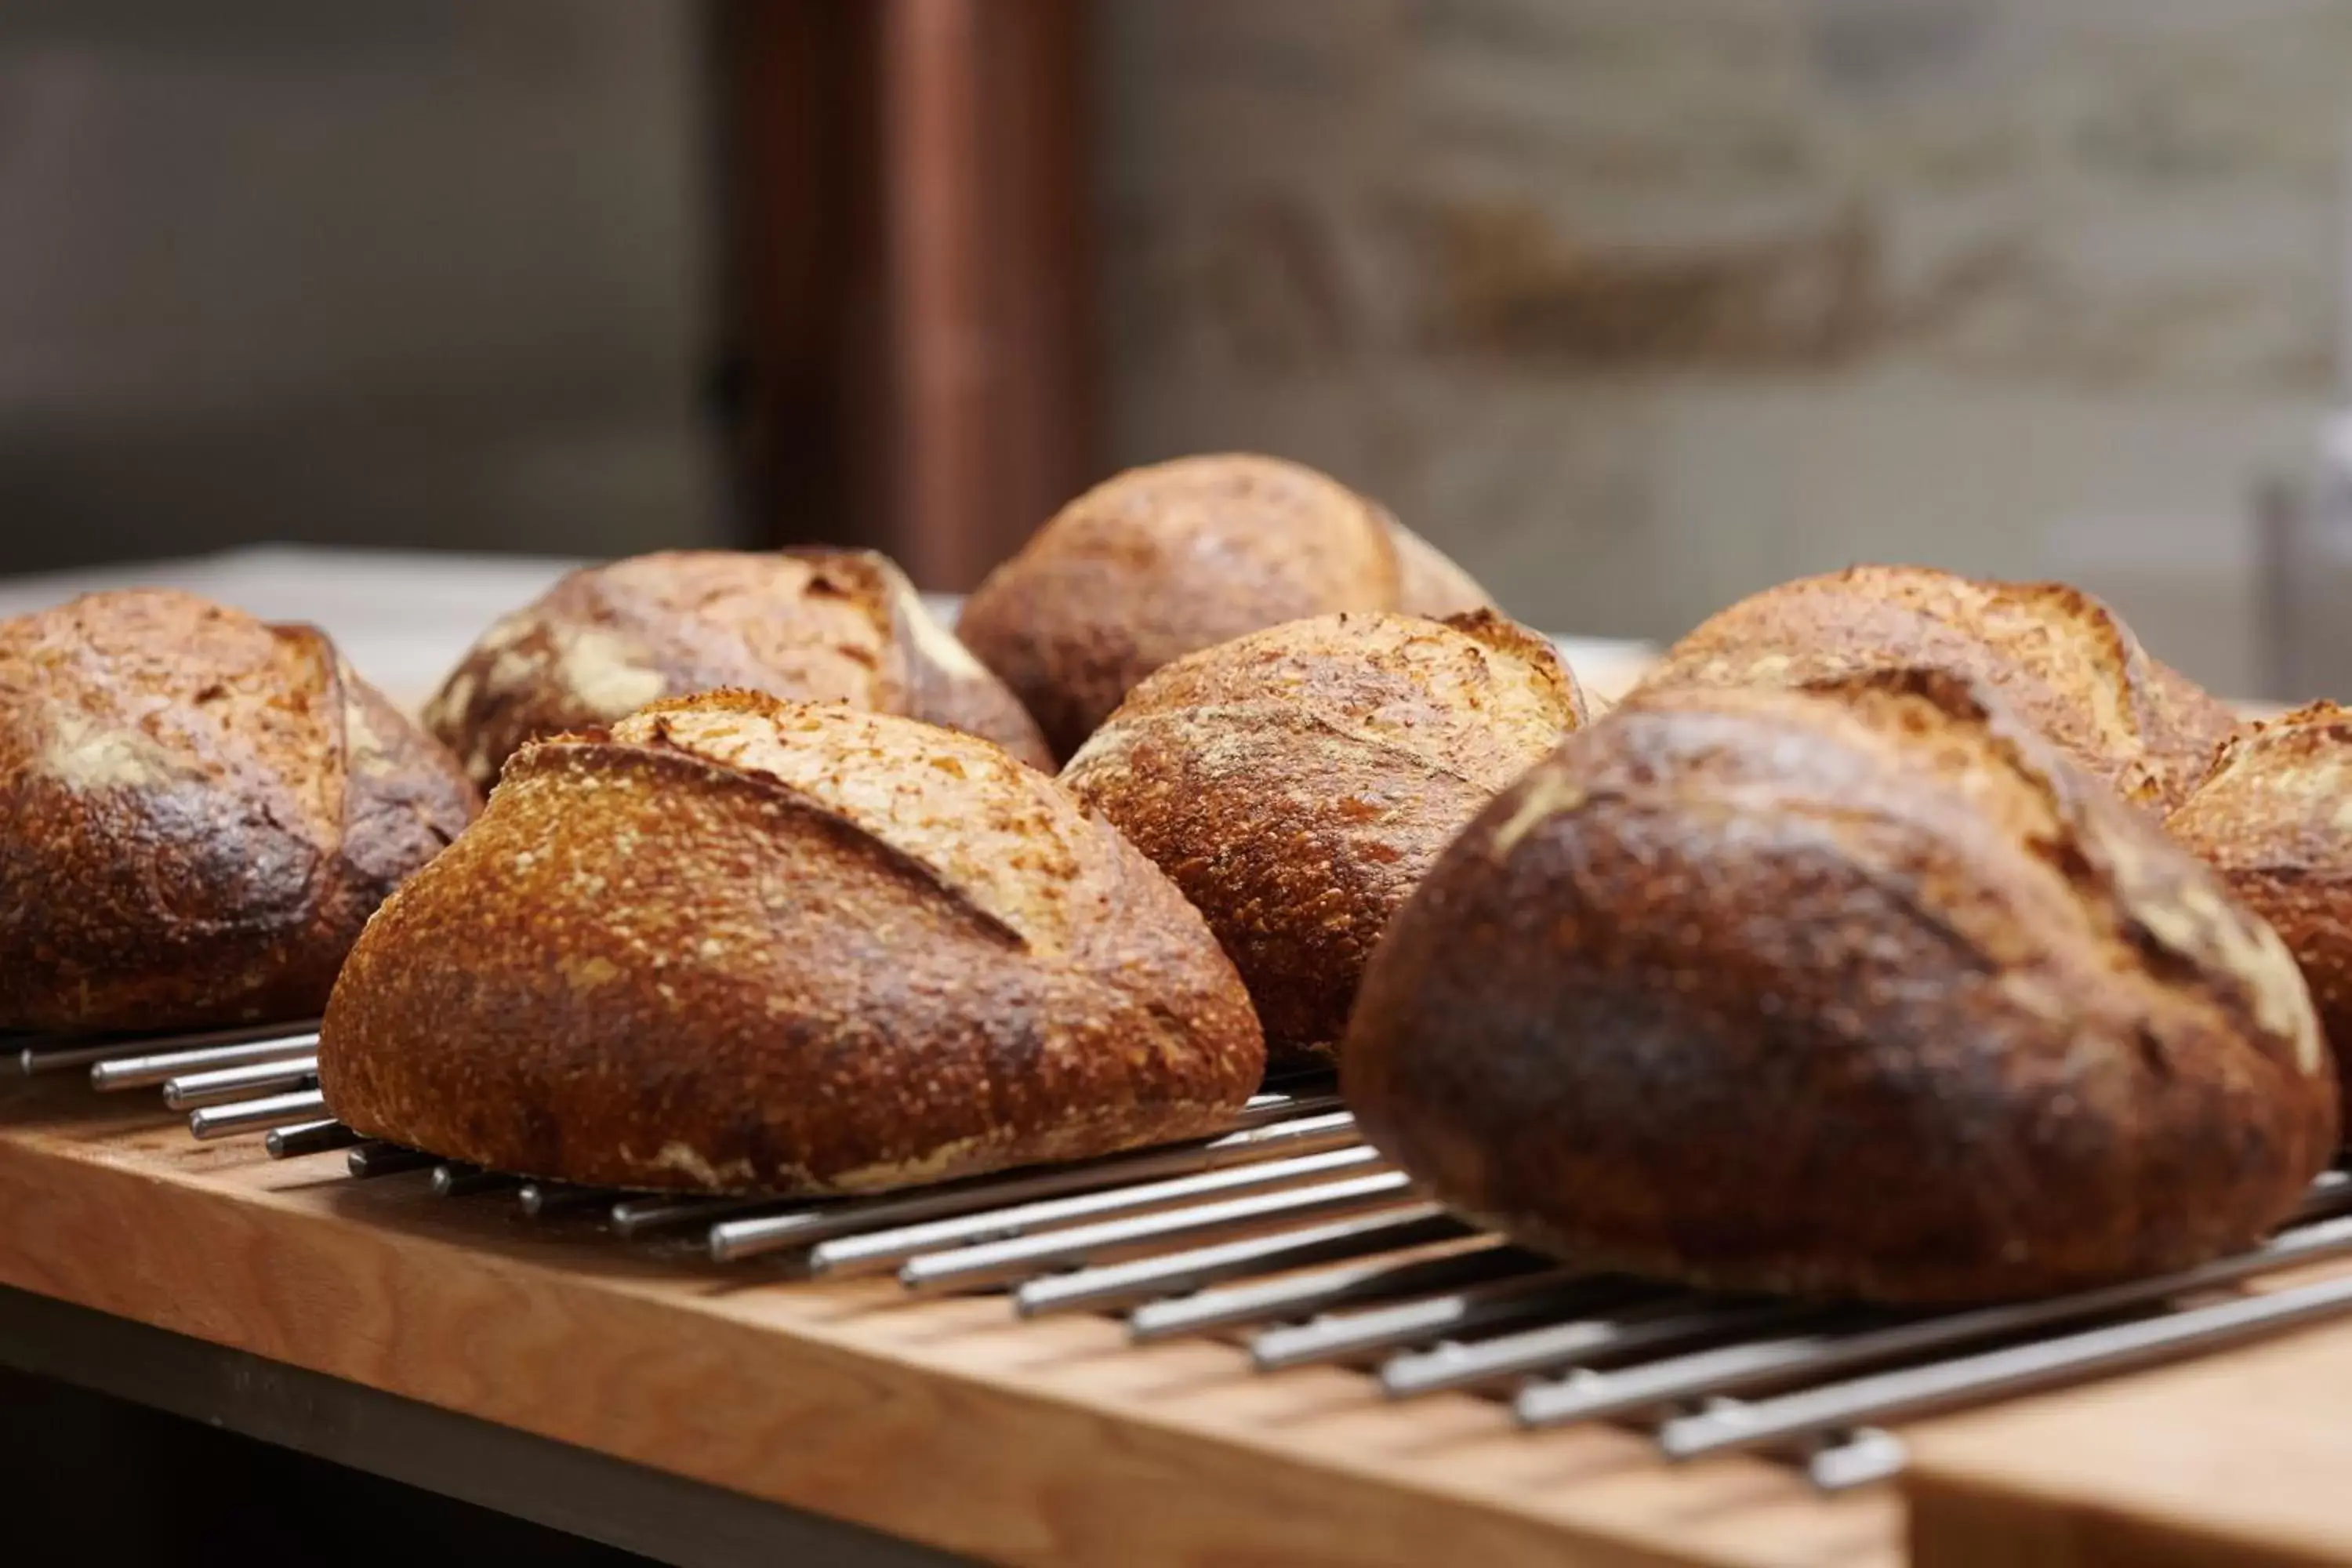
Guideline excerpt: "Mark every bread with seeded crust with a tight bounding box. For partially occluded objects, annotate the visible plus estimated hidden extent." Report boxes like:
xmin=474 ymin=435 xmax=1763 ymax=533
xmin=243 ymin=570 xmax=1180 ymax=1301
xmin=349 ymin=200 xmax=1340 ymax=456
xmin=0 ymin=589 xmax=478 ymax=1034
xmin=1343 ymin=667 xmax=2334 ymax=1303
xmin=2169 ymin=700 xmax=2352 ymax=1098
xmin=1062 ymin=608 xmax=1584 ymax=1066
xmin=318 ymin=689 xmax=1265 ymax=1194
xmin=1634 ymin=564 xmax=2236 ymax=811
xmin=956 ymin=454 xmax=1496 ymax=760
xmin=423 ymin=546 xmax=1051 ymax=789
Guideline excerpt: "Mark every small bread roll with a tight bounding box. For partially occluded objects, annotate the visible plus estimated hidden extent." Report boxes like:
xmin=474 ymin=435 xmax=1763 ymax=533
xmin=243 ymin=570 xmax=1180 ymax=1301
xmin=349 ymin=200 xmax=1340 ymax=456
xmin=318 ymin=690 xmax=1265 ymax=1194
xmin=424 ymin=547 xmax=1051 ymax=789
xmin=1344 ymin=668 xmax=2334 ymax=1303
xmin=1637 ymin=564 xmax=2235 ymax=811
xmin=956 ymin=454 xmax=1494 ymax=759
xmin=2169 ymin=701 xmax=2352 ymax=1092
xmin=1063 ymin=610 xmax=1584 ymax=1065
xmin=0 ymin=590 xmax=478 ymax=1034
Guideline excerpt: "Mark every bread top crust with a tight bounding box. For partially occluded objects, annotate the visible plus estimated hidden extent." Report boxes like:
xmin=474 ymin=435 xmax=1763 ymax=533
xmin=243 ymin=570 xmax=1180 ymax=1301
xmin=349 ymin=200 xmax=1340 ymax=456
xmin=2166 ymin=702 xmax=2352 ymax=1090
xmin=1062 ymin=609 xmax=1583 ymax=1058
xmin=0 ymin=589 xmax=477 ymax=1032
xmin=423 ymin=548 xmax=1049 ymax=789
xmin=1639 ymin=564 xmax=2234 ymax=811
xmin=1343 ymin=667 xmax=2332 ymax=1301
xmin=610 ymin=693 xmax=1099 ymax=955
xmin=957 ymin=454 xmax=1492 ymax=758
xmin=2169 ymin=701 xmax=2352 ymax=869
xmin=318 ymin=688 xmax=1264 ymax=1193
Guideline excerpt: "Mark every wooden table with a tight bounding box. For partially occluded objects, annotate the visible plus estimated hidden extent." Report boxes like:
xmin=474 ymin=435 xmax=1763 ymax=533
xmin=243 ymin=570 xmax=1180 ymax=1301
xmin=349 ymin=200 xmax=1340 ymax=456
xmin=0 ymin=1075 xmax=1898 ymax=1568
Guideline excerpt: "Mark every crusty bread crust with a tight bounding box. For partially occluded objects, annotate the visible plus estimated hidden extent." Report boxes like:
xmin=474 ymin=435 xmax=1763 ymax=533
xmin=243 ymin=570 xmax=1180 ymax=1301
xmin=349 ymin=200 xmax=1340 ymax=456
xmin=1637 ymin=564 xmax=2236 ymax=811
xmin=0 ymin=590 xmax=479 ymax=1033
xmin=1063 ymin=610 xmax=1582 ymax=1066
xmin=1344 ymin=667 xmax=2334 ymax=1304
xmin=423 ymin=548 xmax=1051 ymax=789
xmin=319 ymin=690 xmax=1265 ymax=1194
xmin=956 ymin=455 xmax=1494 ymax=760
xmin=2169 ymin=701 xmax=2352 ymax=1097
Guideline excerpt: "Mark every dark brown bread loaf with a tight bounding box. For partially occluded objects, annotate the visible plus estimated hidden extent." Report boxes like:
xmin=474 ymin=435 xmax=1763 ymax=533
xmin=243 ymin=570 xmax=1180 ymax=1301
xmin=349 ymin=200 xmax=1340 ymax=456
xmin=0 ymin=590 xmax=479 ymax=1034
xmin=1062 ymin=609 xmax=1584 ymax=1066
xmin=956 ymin=454 xmax=1496 ymax=760
xmin=2168 ymin=701 xmax=2352 ymax=1095
xmin=318 ymin=689 xmax=1265 ymax=1194
xmin=1343 ymin=668 xmax=2335 ymax=1304
xmin=423 ymin=547 xmax=1051 ymax=789
xmin=1636 ymin=564 xmax=2236 ymax=812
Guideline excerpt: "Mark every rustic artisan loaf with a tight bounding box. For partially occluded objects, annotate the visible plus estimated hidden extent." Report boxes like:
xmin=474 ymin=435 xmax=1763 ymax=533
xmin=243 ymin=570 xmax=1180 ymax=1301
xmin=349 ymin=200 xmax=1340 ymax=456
xmin=956 ymin=454 xmax=1495 ymax=759
xmin=1062 ymin=609 xmax=1584 ymax=1065
xmin=318 ymin=689 xmax=1265 ymax=1193
xmin=423 ymin=547 xmax=1051 ymax=789
xmin=1635 ymin=564 xmax=2236 ymax=811
xmin=1344 ymin=668 xmax=2335 ymax=1304
xmin=0 ymin=589 xmax=478 ymax=1035
xmin=2169 ymin=702 xmax=2352 ymax=1094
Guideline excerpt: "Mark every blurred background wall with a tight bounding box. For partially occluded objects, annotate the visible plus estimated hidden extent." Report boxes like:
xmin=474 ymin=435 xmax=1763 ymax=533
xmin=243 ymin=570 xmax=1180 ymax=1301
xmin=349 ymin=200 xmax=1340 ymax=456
xmin=2 ymin=0 xmax=2347 ymax=695
xmin=0 ymin=0 xmax=724 ymax=569
xmin=1098 ymin=0 xmax=2352 ymax=696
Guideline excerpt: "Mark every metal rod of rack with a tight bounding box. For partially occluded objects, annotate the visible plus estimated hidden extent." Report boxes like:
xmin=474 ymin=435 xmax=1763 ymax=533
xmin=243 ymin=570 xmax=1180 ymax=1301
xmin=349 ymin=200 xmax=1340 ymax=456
xmin=18 ymin=1022 xmax=321 ymax=1077
xmin=162 ymin=1056 xmax=320 ymax=1111
xmin=898 ymin=1170 xmax=1419 ymax=1293
xmin=90 ymin=1032 xmax=323 ymax=1091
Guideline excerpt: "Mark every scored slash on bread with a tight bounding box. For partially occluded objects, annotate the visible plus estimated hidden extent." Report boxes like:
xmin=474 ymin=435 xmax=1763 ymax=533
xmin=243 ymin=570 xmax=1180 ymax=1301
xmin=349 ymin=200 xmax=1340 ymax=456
xmin=0 ymin=589 xmax=479 ymax=1034
xmin=956 ymin=454 xmax=1497 ymax=761
xmin=423 ymin=546 xmax=1051 ymax=791
xmin=1635 ymin=563 xmax=2238 ymax=814
xmin=1343 ymin=666 xmax=2335 ymax=1305
xmin=1063 ymin=608 xmax=1584 ymax=1069
xmin=2169 ymin=701 xmax=2352 ymax=1101
xmin=318 ymin=689 xmax=1265 ymax=1196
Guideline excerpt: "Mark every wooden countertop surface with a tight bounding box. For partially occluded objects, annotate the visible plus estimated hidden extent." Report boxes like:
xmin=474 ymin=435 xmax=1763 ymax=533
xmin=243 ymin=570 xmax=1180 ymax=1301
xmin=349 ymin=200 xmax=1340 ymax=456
xmin=0 ymin=1077 xmax=1896 ymax=1568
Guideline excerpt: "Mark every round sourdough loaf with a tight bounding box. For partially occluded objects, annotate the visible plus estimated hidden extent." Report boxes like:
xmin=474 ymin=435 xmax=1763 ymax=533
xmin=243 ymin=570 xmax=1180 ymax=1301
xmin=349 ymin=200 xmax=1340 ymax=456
xmin=318 ymin=689 xmax=1265 ymax=1194
xmin=1343 ymin=668 xmax=2335 ymax=1304
xmin=423 ymin=546 xmax=1051 ymax=789
xmin=956 ymin=454 xmax=1494 ymax=760
xmin=2169 ymin=701 xmax=2352 ymax=1094
xmin=1062 ymin=610 xmax=1584 ymax=1066
xmin=1635 ymin=564 xmax=2236 ymax=811
xmin=0 ymin=589 xmax=479 ymax=1034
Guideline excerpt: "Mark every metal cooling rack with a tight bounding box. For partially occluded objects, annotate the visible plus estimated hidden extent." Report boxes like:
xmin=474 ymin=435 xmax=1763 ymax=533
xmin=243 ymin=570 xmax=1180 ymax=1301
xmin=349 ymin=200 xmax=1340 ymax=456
xmin=21 ymin=1021 xmax=2352 ymax=1492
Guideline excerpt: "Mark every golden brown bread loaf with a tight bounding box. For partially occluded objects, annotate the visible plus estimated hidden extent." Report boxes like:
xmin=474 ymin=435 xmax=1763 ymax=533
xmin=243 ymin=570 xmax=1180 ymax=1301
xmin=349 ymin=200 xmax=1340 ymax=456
xmin=1062 ymin=609 xmax=1584 ymax=1066
xmin=318 ymin=689 xmax=1265 ymax=1193
xmin=2168 ymin=701 xmax=2352 ymax=1094
xmin=1343 ymin=668 xmax=2335 ymax=1303
xmin=0 ymin=590 xmax=479 ymax=1034
xmin=1635 ymin=564 xmax=2237 ymax=812
xmin=423 ymin=547 xmax=1051 ymax=789
xmin=956 ymin=454 xmax=1496 ymax=759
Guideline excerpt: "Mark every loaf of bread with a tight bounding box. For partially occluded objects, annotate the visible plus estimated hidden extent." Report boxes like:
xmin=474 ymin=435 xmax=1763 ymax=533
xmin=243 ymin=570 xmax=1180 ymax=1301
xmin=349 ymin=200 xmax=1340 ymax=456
xmin=2168 ymin=702 xmax=2352 ymax=1094
xmin=1343 ymin=668 xmax=2334 ymax=1303
xmin=1635 ymin=564 xmax=2236 ymax=811
xmin=956 ymin=454 xmax=1495 ymax=759
xmin=0 ymin=590 xmax=479 ymax=1035
xmin=423 ymin=547 xmax=1051 ymax=790
xmin=318 ymin=689 xmax=1265 ymax=1193
xmin=1062 ymin=610 xmax=1584 ymax=1066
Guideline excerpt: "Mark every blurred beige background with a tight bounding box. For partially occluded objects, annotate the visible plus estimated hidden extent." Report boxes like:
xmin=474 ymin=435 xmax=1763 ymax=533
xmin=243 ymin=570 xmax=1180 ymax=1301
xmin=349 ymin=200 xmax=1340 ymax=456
xmin=5 ymin=0 xmax=2350 ymax=697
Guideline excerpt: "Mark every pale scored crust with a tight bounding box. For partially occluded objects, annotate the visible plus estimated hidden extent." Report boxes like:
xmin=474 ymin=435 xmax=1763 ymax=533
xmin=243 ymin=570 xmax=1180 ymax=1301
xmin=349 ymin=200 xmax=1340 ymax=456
xmin=319 ymin=689 xmax=1265 ymax=1194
